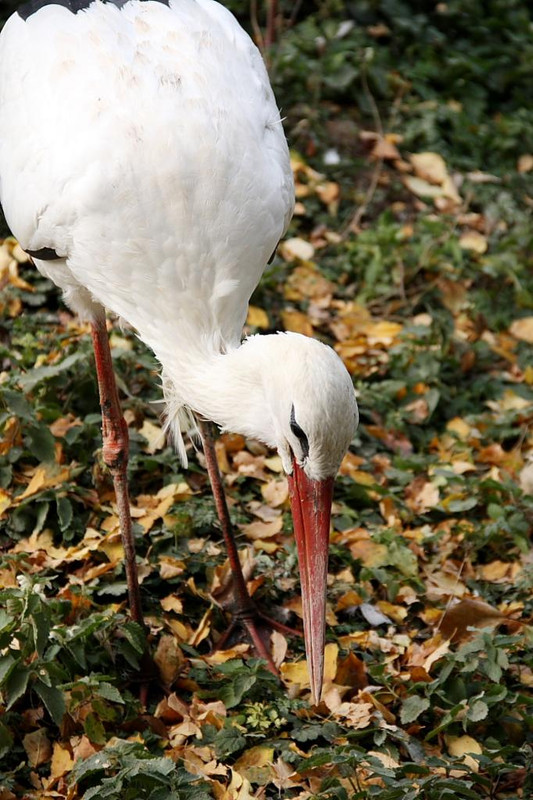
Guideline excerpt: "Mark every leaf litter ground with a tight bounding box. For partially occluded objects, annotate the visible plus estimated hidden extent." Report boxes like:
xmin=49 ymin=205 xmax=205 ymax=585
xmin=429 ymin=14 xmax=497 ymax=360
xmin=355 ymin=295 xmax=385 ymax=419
xmin=1 ymin=2 xmax=533 ymax=798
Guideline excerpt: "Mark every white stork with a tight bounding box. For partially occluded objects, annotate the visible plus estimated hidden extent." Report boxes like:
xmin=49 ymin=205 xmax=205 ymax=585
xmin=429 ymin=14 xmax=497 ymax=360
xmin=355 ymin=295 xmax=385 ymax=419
xmin=0 ymin=0 xmax=358 ymax=703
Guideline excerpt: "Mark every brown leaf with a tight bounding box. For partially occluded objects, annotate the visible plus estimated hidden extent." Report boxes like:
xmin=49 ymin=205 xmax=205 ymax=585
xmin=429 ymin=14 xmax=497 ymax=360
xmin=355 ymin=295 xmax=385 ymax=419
xmin=459 ymin=230 xmax=488 ymax=253
xmin=23 ymin=728 xmax=52 ymax=768
xmin=405 ymin=475 xmax=440 ymax=514
xmin=439 ymin=598 xmax=505 ymax=642
xmin=50 ymin=742 xmax=74 ymax=778
xmin=261 ymin=478 xmax=289 ymax=507
xmin=246 ymin=305 xmax=269 ymax=329
xmin=241 ymin=518 xmax=283 ymax=541
xmin=335 ymin=651 xmax=368 ymax=690
xmin=445 ymin=734 xmax=482 ymax=772
xmin=154 ymin=635 xmax=184 ymax=687
xmin=509 ymin=316 xmax=533 ymax=344
xmin=280 ymin=309 xmax=314 ymax=336
xmin=279 ymin=237 xmax=314 ymax=262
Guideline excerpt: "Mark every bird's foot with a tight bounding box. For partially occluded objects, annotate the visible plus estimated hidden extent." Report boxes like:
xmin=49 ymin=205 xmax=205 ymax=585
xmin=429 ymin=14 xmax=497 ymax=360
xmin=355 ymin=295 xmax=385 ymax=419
xmin=213 ymin=603 xmax=302 ymax=675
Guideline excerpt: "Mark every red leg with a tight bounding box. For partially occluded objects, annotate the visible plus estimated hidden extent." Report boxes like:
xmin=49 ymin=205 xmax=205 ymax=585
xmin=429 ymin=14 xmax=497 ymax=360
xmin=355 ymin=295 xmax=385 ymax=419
xmin=90 ymin=311 xmax=144 ymax=629
xmin=197 ymin=419 xmax=301 ymax=673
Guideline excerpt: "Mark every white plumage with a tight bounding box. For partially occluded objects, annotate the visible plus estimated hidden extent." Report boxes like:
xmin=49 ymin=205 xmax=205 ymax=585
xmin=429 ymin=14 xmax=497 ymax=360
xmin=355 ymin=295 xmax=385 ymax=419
xmin=0 ymin=0 xmax=358 ymax=702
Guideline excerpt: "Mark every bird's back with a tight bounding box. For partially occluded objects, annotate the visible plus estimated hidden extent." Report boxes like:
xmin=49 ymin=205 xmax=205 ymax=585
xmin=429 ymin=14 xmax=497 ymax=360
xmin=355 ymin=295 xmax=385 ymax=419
xmin=0 ymin=0 xmax=293 ymax=361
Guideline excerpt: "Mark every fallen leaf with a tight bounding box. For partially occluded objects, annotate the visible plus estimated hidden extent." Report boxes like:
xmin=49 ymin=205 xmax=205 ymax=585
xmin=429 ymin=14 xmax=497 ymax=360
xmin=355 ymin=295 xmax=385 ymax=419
xmin=240 ymin=518 xmax=283 ymax=540
xmin=439 ymin=598 xmax=505 ymax=642
xmin=246 ymin=305 xmax=269 ymax=329
xmin=139 ymin=419 xmax=165 ymax=454
xmin=50 ymin=742 xmax=74 ymax=778
xmin=281 ymin=309 xmax=314 ymax=336
xmin=509 ymin=317 xmax=533 ymax=344
xmin=517 ymin=154 xmax=533 ymax=173
xmin=445 ymin=734 xmax=482 ymax=772
xmin=23 ymin=728 xmax=52 ymax=768
xmin=261 ymin=478 xmax=289 ymax=507
xmin=459 ymin=230 xmax=488 ymax=253
xmin=279 ymin=237 xmax=314 ymax=262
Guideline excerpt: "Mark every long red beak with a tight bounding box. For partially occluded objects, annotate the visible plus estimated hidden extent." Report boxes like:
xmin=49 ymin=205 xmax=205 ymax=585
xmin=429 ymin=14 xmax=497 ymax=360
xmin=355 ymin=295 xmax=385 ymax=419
xmin=287 ymin=459 xmax=334 ymax=704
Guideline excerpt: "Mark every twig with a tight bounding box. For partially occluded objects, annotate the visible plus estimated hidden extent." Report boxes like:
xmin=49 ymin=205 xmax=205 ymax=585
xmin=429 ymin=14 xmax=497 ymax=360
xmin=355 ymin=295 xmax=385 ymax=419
xmin=342 ymin=60 xmax=385 ymax=237
xmin=250 ymin=0 xmax=264 ymax=53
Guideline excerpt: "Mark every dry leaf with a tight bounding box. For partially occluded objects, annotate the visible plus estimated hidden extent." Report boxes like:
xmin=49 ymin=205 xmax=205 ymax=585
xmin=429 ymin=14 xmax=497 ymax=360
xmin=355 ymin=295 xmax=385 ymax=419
xmin=509 ymin=317 xmax=533 ymax=344
xmin=139 ymin=419 xmax=165 ymax=454
xmin=439 ymin=598 xmax=505 ymax=642
xmin=281 ymin=309 xmax=314 ymax=336
xmin=246 ymin=305 xmax=269 ymax=329
xmin=445 ymin=734 xmax=482 ymax=772
xmin=410 ymin=151 xmax=449 ymax=184
xmin=23 ymin=728 xmax=52 ymax=768
xmin=233 ymin=745 xmax=274 ymax=785
xmin=50 ymin=742 xmax=74 ymax=778
xmin=517 ymin=154 xmax=533 ymax=173
xmin=279 ymin=237 xmax=314 ymax=262
xmin=459 ymin=230 xmax=488 ymax=253
xmin=240 ymin=518 xmax=283 ymax=541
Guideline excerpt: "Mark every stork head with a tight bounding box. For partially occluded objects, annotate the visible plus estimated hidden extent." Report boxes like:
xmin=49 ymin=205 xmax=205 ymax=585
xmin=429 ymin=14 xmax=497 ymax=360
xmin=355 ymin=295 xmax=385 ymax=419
xmin=219 ymin=332 xmax=358 ymax=702
xmin=264 ymin=334 xmax=357 ymax=703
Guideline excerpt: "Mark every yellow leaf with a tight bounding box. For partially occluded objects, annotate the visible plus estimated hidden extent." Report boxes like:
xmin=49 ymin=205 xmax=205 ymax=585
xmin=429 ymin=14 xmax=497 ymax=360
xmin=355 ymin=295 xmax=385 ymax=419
xmin=203 ymin=643 xmax=250 ymax=665
xmin=446 ymin=417 xmax=471 ymax=439
xmin=518 ymin=154 xmax=533 ymax=173
xmin=403 ymin=175 xmax=444 ymax=199
xmin=139 ymin=419 xmax=165 ymax=454
xmin=279 ymin=237 xmax=314 ymax=262
xmin=261 ymin=478 xmax=288 ymax=507
xmin=246 ymin=305 xmax=269 ymax=329
xmin=445 ymin=734 xmax=482 ymax=772
xmin=16 ymin=465 xmax=71 ymax=502
xmin=280 ymin=310 xmax=313 ymax=336
xmin=510 ymin=316 xmax=533 ymax=344
xmin=23 ymin=728 xmax=52 ymax=768
xmin=459 ymin=230 xmax=488 ymax=253
xmin=161 ymin=595 xmax=184 ymax=614
xmin=99 ymin=533 xmax=124 ymax=565
xmin=241 ymin=518 xmax=282 ymax=541
xmin=159 ymin=556 xmax=186 ymax=580
xmin=281 ymin=642 xmax=338 ymax=694
xmin=233 ymin=746 xmax=274 ymax=785
xmin=50 ymin=742 xmax=74 ymax=778
xmin=0 ymin=489 xmax=11 ymax=515
xmin=154 ymin=634 xmax=184 ymax=686
xmin=410 ymin=151 xmax=449 ymax=184
xmin=361 ymin=319 xmax=403 ymax=345
xmin=284 ymin=263 xmax=334 ymax=302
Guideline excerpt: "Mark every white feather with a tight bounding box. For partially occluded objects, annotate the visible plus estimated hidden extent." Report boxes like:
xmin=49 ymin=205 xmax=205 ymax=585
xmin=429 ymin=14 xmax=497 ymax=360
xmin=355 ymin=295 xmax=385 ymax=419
xmin=0 ymin=0 xmax=358 ymax=479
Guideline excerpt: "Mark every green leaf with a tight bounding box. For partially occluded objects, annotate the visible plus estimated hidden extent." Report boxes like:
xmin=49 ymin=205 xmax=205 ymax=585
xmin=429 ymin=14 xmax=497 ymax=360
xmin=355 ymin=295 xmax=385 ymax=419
xmin=25 ymin=423 xmax=56 ymax=462
xmin=1 ymin=389 xmax=34 ymax=421
xmin=218 ymin=669 xmax=257 ymax=709
xmin=32 ymin=609 xmax=51 ymax=658
xmin=18 ymin=351 xmax=85 ymax=391
xmin=214 ymin=724 xmax=246 ymax=758
xmin=5 ymin=665 xmax=30 ymax=709
xmin=34 ymin=679 xmax=66 ymax=726
xmin=400 ymin=695 xmax=430 ymax=724
xmin=467 ymin=699 xmax=489 ymax=722
xmin=84 ymin=712 xmax=107 ymax=745
xmin=56 ymin=495 xmax=73 ymax=531
xmin=0 ymin=652 xmax=17 ymax=683
xmin=0 ymin=719 xmax=14 ymax=759
xmin=97 ymin=682 xmax=125 ymax=705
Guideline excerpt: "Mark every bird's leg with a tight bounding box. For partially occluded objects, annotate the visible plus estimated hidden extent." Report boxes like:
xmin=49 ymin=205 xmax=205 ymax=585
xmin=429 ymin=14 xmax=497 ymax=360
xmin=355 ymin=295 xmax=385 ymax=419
xmin=196 ymin=419 xmax=300 ymax=673
xmin=90 ymin=311 xmax=144 ymax=629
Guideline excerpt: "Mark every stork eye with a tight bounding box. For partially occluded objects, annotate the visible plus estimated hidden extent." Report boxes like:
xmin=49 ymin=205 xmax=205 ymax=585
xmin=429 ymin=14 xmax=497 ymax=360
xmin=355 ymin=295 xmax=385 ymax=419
xmin=290 ymin=404 xmax=309 ymax=460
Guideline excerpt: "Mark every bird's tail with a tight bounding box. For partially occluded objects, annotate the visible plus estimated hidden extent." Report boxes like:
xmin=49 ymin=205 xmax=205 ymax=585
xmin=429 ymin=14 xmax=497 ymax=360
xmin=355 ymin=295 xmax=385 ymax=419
xmin=161 ymin=372 xmax=200 ymax=467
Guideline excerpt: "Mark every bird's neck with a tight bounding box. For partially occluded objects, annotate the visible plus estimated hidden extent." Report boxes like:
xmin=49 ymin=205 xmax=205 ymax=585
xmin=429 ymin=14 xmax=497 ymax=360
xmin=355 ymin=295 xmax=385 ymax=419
xmin=162 ymin=336 xmax=278 ymax=453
